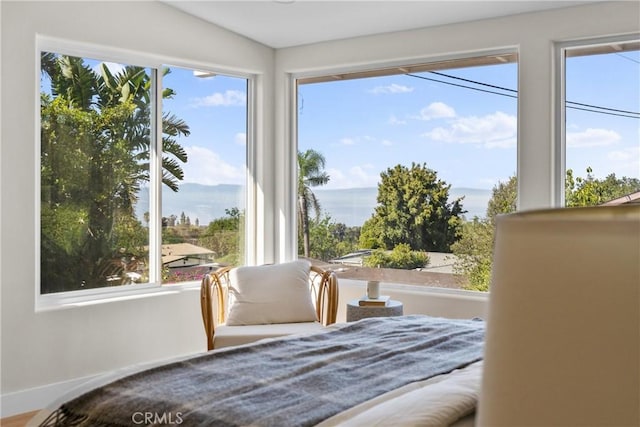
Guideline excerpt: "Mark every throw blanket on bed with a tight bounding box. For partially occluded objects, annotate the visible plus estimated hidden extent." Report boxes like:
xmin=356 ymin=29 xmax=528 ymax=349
xmin=42 ymin=315 xmax=484 ymax=427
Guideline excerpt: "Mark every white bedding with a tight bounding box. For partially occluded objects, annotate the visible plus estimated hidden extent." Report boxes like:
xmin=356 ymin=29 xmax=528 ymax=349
xmin=30 ymin=323 xmax=482 ymax=427
xmin=318 ymin=361 xmax=482 ymax=427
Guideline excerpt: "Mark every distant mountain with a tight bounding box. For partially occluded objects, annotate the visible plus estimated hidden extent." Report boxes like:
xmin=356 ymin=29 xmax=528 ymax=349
xmin=136 ymin=183 xmax=491 ymax=227
xmin=136 ymin=183 xmax=245 ymax=226
xmin=314 ymin=187 xmax=491 ymax=226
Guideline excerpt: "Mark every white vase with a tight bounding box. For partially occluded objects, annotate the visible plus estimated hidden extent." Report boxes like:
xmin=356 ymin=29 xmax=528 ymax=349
xmin=367 ymin=280 xmax=380 ymax=299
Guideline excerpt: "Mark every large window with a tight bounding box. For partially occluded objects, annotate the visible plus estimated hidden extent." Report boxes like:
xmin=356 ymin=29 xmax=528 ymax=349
xmin=296 ymin=53 xmax=518 ymax=292
xmin=560 ymin=38 xmax=640 ymax=206
xmin=39 ymin=44 xmax=248 ymax=297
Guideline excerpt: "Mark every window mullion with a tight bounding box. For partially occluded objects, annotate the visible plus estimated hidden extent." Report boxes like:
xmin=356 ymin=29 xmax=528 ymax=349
xmin=149 ymin=68 xmax=163 ymax=284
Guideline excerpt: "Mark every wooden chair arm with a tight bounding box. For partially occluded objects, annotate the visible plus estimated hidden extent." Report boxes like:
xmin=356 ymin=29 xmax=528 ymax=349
xmin=311 ymin=265 xmax=339 ymax=326
xmin=200 ymin=266 xmax=232 ymax=351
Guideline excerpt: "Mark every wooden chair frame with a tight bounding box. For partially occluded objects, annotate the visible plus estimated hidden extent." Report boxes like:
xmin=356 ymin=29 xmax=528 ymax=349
xmin=200 ymin=265 xmax=339 ymax=351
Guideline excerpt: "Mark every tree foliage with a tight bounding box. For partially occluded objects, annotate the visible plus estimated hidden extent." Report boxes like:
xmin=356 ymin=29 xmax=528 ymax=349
xmin=363 ymin=244 xmax=430 ymax=270
xmin=199 ymin=208 xmax=244 ymax=266
xmin=298 ymin=215 xmax=360 ymax=262
xmin=565 ymin=167 xmax=639 ymax=207
xmin=40 ymin=53 xmax=189 ymax=292
xmin=453 ymin=170 xmax=638 ymax=292
xmin=451 ymin=177 xmax=517 ymax=292
xmin=485 ymin=175 xmax=518 ymax=224
xmin=359 ymin=163 xmax=464 ymax=252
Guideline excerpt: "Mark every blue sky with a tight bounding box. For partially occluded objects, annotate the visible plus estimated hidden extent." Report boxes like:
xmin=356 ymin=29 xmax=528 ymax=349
xmin=298 ymin=64 xmax=518 ymax=189
xmin=162 ymin=69 xmax=248 ymax=187
xmin=565 ymin=52 xmax=640 ymax=181
xmin=159 ymin=50 xmax=638 ymax=193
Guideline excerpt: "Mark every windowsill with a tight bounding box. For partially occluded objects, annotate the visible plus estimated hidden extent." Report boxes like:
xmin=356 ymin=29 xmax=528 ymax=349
xmin=341 ymin=278 xmax=489 ymax=299
xmin=35 ymin=281 xmax=201 ymax=312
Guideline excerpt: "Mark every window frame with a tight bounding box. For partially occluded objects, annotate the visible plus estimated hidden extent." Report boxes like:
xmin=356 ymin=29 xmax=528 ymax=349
xmin=36 ymin=35 xmax=257 ymax=311
xmin=553 ymin=33 xmax=640 ymax=207
xmin=288 ymin=48 xmax=519 ymax=293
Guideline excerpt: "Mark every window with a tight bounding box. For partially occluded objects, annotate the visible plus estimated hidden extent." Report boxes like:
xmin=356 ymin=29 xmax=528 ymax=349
xmin=39 ymin=42 xmax=249 ymax=299
xmin=295 ymin=52 xmax=518 ymax=292
xmin=559 ymin=37 xmax=640 ymax=207
xmin=157 ymin=67 xmax=247 ymax=285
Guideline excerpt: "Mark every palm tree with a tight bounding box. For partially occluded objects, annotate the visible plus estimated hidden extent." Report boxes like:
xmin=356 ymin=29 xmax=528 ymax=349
xmin=297 ymin=149 xmax=330 ymax=257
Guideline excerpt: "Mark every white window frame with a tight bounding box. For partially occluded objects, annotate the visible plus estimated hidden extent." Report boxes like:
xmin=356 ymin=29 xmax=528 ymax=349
xmin=36 ymin=35 xmax=256 ymax=311
xmin=288 ymin=48 xmax=518 ymax=294
xmin=553 ymin=33 xmax=640 ymax=207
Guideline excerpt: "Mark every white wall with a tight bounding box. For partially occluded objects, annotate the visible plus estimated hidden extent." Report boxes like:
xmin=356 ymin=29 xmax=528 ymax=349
xmin=0 ymin=0 xmax=275 ymax=416
xmin=1 ymin=0 xmax=639 ymax=418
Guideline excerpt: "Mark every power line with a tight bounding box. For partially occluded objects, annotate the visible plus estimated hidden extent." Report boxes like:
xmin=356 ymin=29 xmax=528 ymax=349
xmin=566 ymin=100 xmax=639 ymax=116
xmin=428 ymin=70 xmax=517 ymax=94
xmin=568 ymin=105 xmax=640 ymax=119
xmin=406 ymin=73 xmax=517 ymax=99
xmin=405 ymin=71 xmax=640 ymax=120
xmin=616 ymin=52 xmax=640 ymax=65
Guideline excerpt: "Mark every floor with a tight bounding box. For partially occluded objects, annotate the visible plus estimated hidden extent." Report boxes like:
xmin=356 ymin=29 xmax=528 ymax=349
xmin=1 ymin=410 xmax=39 ymax=427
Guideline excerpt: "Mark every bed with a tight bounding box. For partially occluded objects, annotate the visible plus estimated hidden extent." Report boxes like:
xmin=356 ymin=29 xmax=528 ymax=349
xmin=32 ymin=315 xmax=484 ymax=427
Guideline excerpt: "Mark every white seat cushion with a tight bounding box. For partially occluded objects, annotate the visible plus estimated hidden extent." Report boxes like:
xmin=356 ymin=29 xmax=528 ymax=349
xmin=213 ymin=322 xmax=325 ymax=349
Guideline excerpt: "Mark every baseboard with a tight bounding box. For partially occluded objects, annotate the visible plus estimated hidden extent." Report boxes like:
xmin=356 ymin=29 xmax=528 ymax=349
xmin=0 ymin=374 xmax=99 ymax=418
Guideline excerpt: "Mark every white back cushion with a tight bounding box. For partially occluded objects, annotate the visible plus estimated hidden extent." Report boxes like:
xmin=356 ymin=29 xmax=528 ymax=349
xmin=225 ymin=260 xmax=318 ymax=326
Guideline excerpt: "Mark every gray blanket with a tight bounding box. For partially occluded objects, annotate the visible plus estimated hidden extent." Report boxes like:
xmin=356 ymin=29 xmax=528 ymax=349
xmin=43 ymin=315 xmax=484 ymax=427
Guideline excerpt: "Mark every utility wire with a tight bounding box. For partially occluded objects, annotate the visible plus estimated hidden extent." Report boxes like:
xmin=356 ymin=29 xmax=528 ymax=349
xmin=568 ymin=105 xmax=640 ymax=119
xmin=406 ymin=71 xmax=640 ymax=119
xmin=566 ymin=100 xmax=640 ymax=116
xmin=428 ymin=70 xmax=517 ymax=94
xmin=615 ymin=52 xmax=640 ymax=65
xmin=406 ymin=73 xmax=517 ymax=99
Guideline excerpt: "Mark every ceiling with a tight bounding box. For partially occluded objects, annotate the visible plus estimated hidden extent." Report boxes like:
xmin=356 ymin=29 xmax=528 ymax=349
xmin=162 ymin=1 xmax=599 ymax=49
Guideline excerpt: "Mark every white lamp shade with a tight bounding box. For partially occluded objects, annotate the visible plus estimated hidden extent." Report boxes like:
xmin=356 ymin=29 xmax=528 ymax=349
xmin=477 ymin=206 xmax=639 ymax=427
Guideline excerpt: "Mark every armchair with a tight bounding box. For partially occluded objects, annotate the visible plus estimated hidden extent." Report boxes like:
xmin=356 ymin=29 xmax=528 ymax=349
xmin=201 ymin=260 xmax=339 ymax=350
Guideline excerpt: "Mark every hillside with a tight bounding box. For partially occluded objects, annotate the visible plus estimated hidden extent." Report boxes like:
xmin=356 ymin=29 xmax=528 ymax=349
xmin=136 ymin=184 xmax=491 ymax=227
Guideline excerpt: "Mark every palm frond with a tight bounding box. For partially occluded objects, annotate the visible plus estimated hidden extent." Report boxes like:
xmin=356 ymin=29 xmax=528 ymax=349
xmin=162 ymin=137 xmax=188 ymax=163
xmin=163 ymin=113 xmax=190 ymax=137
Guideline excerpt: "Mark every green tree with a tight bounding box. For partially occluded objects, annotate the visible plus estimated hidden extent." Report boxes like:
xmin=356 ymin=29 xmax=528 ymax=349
xmin=566 ymin=167 xmax=639 ymax=207
xmin=451 ymin=218 xmax=495 ymax=292
xmin=297 ymin=149 xmax=330 ymax=257
xmin=199 ymin=208 xmax=244 ymax=266
xmin=40 ymin=53 xmax=189 ymax=292
xmin=298 ymin=215 xmax=360 ymax=262
xmin=359 ymin=215 xmax=385 ymax=249
xmin=452 ymin=175 xmax=517 ymax=292
xmin=363 ymin=244 xmax=430 ymax=270
xmin=359 ymin=163 xmax=464 ymax=252
xmin=485 ymin=175 xmax=518 ymax=224
xmin=453 ymin=170 xmax=638 ymax=292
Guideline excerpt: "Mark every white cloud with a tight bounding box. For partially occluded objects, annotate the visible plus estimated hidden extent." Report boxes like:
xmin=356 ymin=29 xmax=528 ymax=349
xmin=235 ymin=132 xmax=246 ymax=145
xmin=567 ymin=128 xmax=621 ymax=148
xmin=381 ymin=139 xmax=393 ymax=146
xmin=182 ymin=146 xmax=244 ymax=185
xmin=339 ymin=136 xmax=376 ymax=145
xmin=416 ymin=102 xmax=456 ymax=121
xmin=607 ymin=146 xmax=640 ymax=177
xmin=608 ymin=145 xmax=639 ymax=161
xmin=326 ymin=165 xmax=379 ymax=189
xmin=388 ymin=115 xmax=407 ymax=125
xmin=422 ymin=111 xmax=517 ymax=148
xmin=368 ymin=84 xmax=414 ymax=95
xmin=191 ymin=90 xmax=246 ymax=107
